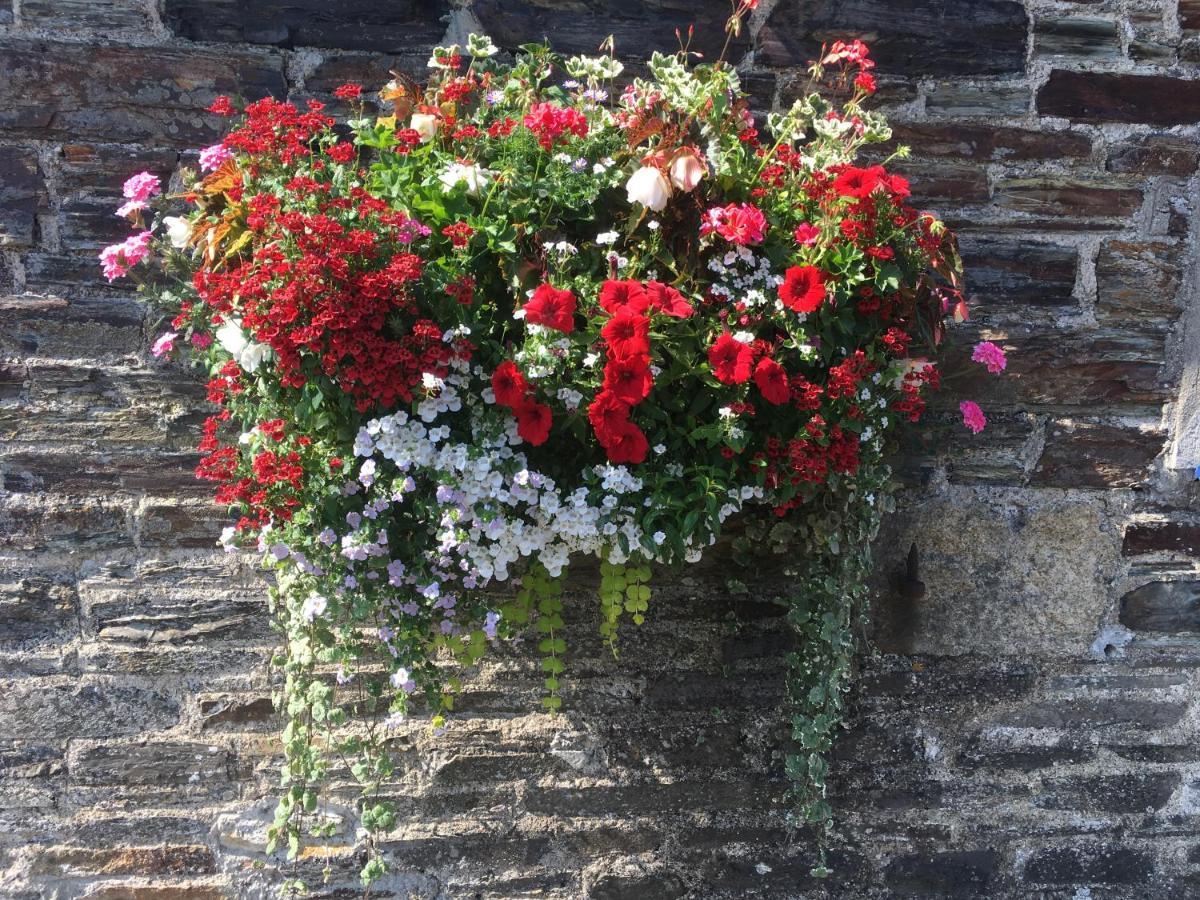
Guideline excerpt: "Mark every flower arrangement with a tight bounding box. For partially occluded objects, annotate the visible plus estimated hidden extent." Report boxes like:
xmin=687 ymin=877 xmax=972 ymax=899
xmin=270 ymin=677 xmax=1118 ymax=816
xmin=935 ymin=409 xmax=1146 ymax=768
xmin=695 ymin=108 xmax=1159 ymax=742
xmin=104 ymin=10 xmax=1005 ymax=885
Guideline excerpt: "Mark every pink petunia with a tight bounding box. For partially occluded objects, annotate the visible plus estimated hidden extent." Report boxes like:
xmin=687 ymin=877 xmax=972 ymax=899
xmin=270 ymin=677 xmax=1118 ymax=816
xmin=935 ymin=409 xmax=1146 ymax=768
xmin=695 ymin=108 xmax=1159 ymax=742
xmin=122 ymin=172 xmax=161 ymax=203
xmin=151 ymin=332 xmax=179 ymax=357
xmin=198 ymin=144 xmax=233 ymax=172
xmin=960 ymin=400 xmax=987 ymax=434
xmin=971 ymin=340 xmax=1007 ymax=374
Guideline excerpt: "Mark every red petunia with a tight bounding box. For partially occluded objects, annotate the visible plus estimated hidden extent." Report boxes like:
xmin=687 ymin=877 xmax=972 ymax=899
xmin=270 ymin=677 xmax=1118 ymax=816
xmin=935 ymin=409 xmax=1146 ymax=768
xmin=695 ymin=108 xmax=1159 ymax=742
xmin=603 ymin=354 xmax=653 ymax=404
xmin=779 ymin=265 xmax=827 ymax=314
xmin=645 ymin=281 xmax=694 ymax=318
xmin=708 ymin=332 xmax=754 ymax=384
xmin=603 ymin=420 xmax=649 ymax=464
xmin=753 ymin=356 xmax=790 ymax=405
xmin=832 ymin=165 xmax=885 ymax=199
xmin=514 ymin=398 xmax=552 ymax=446
xmin=599 ymin=279 xmax=650 ymax=315
xmin=491 ymin=360 xmax=528 ymax=408
xmin=522 ymin=284 xmax=577 ymax=333
xmin=601 ymin=311 xmax=651 ymax=358
xmin=588 ymin=390 xmax=632 ymax=443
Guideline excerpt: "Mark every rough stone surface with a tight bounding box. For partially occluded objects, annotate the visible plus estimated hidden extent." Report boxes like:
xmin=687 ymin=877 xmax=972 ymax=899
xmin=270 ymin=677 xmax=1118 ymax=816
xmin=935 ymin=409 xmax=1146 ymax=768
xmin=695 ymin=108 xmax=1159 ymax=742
xmin=1 ymin=1 xmax=1199 ymax=898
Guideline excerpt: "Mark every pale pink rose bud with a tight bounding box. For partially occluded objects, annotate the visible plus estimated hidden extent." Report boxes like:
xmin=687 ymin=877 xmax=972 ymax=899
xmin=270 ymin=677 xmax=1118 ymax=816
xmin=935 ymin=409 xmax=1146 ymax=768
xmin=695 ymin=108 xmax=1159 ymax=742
xmin=669 ymin=151 xmax=707 ymax=192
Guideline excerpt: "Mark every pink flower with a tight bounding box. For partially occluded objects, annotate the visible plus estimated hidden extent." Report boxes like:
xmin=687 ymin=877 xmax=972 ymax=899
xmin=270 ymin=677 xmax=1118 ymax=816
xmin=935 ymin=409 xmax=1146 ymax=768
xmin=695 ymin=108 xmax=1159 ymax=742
xmin=668 ymin=151 xmax=707 ymax=192
xmin=960 ymin=400 xmax=987 ymax=434
xmin=700 ymin=203 xmax=767 ymax=246
xmin=794 ymin=223 xmax=820 ymax=246
xmin=98 ymin=230 xmax=153 ymax=282
xmin=971 ymin=340 xmax=1007 ymax=374
xmin=115 ymin=199 xmax=147 ymax=218
xmin=198 ymin=144 xmax=233 ymax=172
xmin=122 ymin=172 xmax=161 ymax=203
xmin=151 ymin=332 xmax=178 ymax=357
xmin=191 ymin=333 xmax=213 ymax=349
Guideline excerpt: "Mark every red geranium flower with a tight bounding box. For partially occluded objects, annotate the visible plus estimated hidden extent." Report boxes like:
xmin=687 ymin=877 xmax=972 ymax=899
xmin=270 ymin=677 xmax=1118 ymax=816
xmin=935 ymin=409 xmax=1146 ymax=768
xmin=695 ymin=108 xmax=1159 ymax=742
xmin=522 ymin=284 xmax=577 ymax=333
xmin=603 ymin=354 xmax=653 ymax=404
xmin=779 ymin=265 xmax=827 ymax=314
xmin=514 ymin=398 xmax=552 ymax=445
xmin=601 ymin=311 xmax=651 ymax=358
xmin=708 ymin=332 xmax=754 ymax=384
xmin=333 ymin=83 xmax=363 ymax=100
xmin=491 ymin=360 xmax=528 ymax=408
xmin=603 ymin=420 xmax=649 ymax=464
xmin=754 ymin=356 xmax=790 ymax=405
xmin=645 ymin=281 xmax=694 ymax=318
xmin=599 ymin=279 xmax=650 ymax=315
xmin=832 ymin=165 xmax=885 ymax=199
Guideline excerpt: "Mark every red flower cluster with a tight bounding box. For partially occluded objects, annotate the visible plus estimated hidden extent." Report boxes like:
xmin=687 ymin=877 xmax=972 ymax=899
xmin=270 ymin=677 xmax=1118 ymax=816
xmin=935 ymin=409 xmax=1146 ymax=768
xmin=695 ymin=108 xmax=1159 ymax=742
xmin=523 ymin=102 xmax=588 ymax=150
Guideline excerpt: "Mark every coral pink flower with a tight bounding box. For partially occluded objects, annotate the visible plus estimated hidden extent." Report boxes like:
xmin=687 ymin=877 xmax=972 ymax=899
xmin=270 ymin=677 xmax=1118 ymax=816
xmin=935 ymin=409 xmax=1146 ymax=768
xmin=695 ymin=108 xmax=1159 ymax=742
xmin=960 ymin=400 xmax=987 ymax=434
xmin=700 ymin=203 xmax=767 ymax=246
xmin=971 ymin=341 xmax=1007 ymax=374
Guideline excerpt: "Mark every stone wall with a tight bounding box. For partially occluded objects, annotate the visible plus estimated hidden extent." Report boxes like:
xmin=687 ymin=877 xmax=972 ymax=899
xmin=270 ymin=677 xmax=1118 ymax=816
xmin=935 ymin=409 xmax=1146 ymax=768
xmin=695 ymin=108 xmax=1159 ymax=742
xmin=1 ymin=1 xmax=1199 ymax=897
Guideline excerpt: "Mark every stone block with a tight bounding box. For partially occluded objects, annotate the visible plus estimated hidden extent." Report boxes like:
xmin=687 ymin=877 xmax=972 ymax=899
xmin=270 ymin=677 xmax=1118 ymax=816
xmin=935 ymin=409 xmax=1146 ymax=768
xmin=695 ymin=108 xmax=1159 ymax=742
xmin=0 ymin=145 xmax=41 ymax=248
xmin=889 ymin=122 xmax=1091 ymax=162
xmin=67 ymin=740 xmax=230 ymax=787
xmin=758 ymin=0 xmax=1028 ymax=76
xmin=1032 ymin=420 xmax=1163 ymax=489
xmin=29 ymin=845 xmax=216 ymax=878
xmin=20 ymin=0 xmax=152 ymax=32
xmin=0 ymin=41 xmax=285 ymax=145
xmin=0 ymin=294 xmax=146 ymax=360
xmin=1094 ymin=240 xmax=1185 ymax=330
xmin=925 ymin=80 xmax=1030 ymax=117
xmin=1023 ymin=845 xmax=1154 ymax=884
xmin=0 ymin=572 xmax=78 ymax=647
xmin=885 ymin=850 xmax=998 ymax=897
xmin=1107 ymin=135 xmax=1200 ymax=176
xmin=1120 ymin=580 xmax=1200 ymax=632
xmin=163 ymin=0 xmax=449 ymax=51
xmin=1039 ymin=70 xmax=1200 ymax=124
xmin=993 ymin=178 xmax=1142 ymax=219
xmin=0 ymin=677 xmax=179 ymax=739
xmin=958 ymin=237 xmax=1078 ymax=311
xmin=1034 ymin=16 xmax=1122 ymax=58
xmin=1035 ymin=772 xmax=1180 ymax=813
xmin=1123 ymin=520 xmax=1200 ymax=556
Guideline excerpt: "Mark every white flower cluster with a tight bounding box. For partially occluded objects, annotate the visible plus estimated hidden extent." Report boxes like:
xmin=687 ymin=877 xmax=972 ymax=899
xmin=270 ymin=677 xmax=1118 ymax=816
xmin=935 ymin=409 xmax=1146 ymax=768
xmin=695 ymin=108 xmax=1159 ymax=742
xmin=705 ymin=246 xmax=783 ymax=311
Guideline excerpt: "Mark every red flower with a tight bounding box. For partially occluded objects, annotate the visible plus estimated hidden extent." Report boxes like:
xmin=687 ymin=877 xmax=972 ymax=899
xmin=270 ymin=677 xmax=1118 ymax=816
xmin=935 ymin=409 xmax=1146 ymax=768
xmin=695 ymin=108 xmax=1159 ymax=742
xmin=523 ymin=102 xmax=589 ymax=150
xmin=754 ymin=357 xmax=790 ymax=405
xmin=333 ymin=83 xmax=363 ymax=100
xmin=601 ymin=311 xmax=651 ymax=358
xmin=514 ymin=399 xmax=552 ymax=446
xmin=599 ymin=279 xmax=649 ymax=315
xmin=523 ymin=284 xmax=577 ymax=333
xmin=779 ymin=265 xmax=827 ymax=314
xmin=708 ymin=333 xmax=754 ymax=384
xmin=645 ymin=281 xmax=694 ymax=318
xmin=491 ymin=361 xmax=528 ymax=408
xmin=832 ymin=165 xmax=884 ymax=199
xmin=441 ymin=222 xmax=475 ymax=249
xmin=208 ymin=96 xmax=235 ymax=116
xmin=328 ymin=142 xmax=354 ymax=163
xmin=588 ymin=390 xmax=632 ymax=442
xmin=603 ymin=354 xmax=653 ymax=404
xmin=603 ymin=420 xmax=649 ymax=464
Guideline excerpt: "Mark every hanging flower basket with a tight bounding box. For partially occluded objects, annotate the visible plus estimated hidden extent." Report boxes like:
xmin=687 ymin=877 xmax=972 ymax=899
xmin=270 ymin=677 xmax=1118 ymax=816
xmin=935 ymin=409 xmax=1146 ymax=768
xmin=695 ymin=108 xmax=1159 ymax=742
xmin=103 ymin=10 xmax=1006 ymax=886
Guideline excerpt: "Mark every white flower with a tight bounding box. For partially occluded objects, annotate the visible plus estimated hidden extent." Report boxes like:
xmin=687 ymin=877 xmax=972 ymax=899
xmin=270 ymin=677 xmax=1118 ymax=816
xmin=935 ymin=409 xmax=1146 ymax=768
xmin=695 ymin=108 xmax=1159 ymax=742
xmin=163 ymin=216 xmax=191 ymax=249
xmin=595 ymin=231 xmax=619 ymax=246
xmin=215 ymin=318 xmax=272 ymax=374
xmin=439 ymin=162 xmax=491 ymax=195
xmin=625 ymin=166 xmax=671 ymax=211
xmin=301 ymin=593 xmax=328 ymax=623
xmin=410 ymin=112 xmax=439 ymax=143
xmin=669 ymin=151 xmax=707 ymax=192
